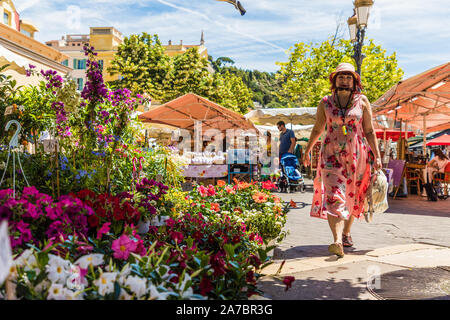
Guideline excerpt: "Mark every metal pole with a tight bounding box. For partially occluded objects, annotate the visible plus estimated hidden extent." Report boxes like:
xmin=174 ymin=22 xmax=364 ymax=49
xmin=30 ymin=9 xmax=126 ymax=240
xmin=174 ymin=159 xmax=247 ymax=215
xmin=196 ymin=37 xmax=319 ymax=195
xmin=423 ymin=116 xmax=427 ymax=158
xmin=353 ymin=27 xmax=366 ymax=76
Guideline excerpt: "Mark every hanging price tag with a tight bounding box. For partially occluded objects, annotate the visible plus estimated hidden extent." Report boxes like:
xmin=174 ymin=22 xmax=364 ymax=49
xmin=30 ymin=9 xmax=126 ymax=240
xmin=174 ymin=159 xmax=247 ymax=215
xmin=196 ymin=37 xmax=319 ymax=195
xmin=42 ymin=139 xmax=59 ymax=153
xmin=4 ymin=106 xmax=13 ymax=116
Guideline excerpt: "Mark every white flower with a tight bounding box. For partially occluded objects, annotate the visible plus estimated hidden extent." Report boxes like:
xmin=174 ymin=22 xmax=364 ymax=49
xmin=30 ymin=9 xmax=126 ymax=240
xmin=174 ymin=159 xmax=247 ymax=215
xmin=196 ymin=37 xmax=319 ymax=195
xmin=66 ymin=265 xmax=87 ymax=291
xmin=46 ymin=255 xmax=71 ymax=284
xmin=14 ymin=249 xmax=34 ymax=266
xmin=125 ymin=276 xmax=147 ymax=298
xmin=63 ymin=288 xmax=84 ymax=300
xmin=47 ymin=283 xmax=66 ymax=300
xmin=74 ymin=254 xmax=104 ymax=269
xmin=118 ymin=264 xmax=132 ymax=285
xmin=35 ymin=280 xmax=51 ymax=294
xmin=148 ymin=284 xmax=170 ymax=300
xmin=94 ymin=272 xmax=117 ymax=296
xmin=118 ymin=288 xmax=133 ymax=300
xmin=176 ymin=274 xmax=194 ymax=299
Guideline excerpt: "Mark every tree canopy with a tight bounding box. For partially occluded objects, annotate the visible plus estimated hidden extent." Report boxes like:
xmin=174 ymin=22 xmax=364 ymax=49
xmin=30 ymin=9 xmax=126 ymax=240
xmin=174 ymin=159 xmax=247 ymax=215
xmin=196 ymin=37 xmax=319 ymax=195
xmin=108 ymin=33 xmax=253 ymax=114
xmin=275 ymin=38 xmax=404 ymax=108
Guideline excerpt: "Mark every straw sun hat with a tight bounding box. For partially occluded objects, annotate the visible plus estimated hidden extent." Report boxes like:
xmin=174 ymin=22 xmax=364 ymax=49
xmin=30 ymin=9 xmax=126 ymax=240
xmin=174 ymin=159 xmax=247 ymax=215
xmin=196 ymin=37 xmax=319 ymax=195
xmin=329 ymin=62 xmax=362 ymax=91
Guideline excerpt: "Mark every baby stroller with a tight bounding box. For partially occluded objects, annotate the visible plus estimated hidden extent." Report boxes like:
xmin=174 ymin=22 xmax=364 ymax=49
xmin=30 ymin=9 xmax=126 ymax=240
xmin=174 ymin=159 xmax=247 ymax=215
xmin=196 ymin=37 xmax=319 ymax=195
xmin=277 ymin=153 xmax=305 ymax=193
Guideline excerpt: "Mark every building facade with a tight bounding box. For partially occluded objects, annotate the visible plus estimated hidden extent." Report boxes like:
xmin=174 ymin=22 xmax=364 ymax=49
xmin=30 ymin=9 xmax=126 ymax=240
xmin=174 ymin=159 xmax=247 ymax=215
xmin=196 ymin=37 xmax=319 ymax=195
xmin=163 ymin=31 xmax=208 ymax=59
xmin=46 ymin=27 xmax=124 ymax=91
xmin=0 ymin=0 xmax=71 ymax=87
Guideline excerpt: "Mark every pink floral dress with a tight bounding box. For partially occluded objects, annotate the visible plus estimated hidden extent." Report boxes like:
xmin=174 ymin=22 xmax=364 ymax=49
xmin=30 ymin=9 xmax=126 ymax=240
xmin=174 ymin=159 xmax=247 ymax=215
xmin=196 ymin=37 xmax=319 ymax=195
xmin=311 ymin=94 xmax=372 ymax=220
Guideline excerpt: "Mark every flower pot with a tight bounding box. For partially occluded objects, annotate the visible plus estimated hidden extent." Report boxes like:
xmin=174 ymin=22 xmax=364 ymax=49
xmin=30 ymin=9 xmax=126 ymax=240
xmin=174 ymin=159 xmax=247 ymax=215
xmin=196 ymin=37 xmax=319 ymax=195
xmin=137 ymin=219 xmax=151 ymax=235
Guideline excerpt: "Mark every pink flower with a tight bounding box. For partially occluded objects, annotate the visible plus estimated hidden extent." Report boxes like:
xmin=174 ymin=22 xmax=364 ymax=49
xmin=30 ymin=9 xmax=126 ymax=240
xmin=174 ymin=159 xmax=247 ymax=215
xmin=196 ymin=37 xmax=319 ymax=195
xmin=112 ymin=234 xmax=137 ymax=260
xmin=207 ymin=185 xmax=216 ymax=196
xmin=198 ymin=185 xmax=208 ymax=197
xmin=96 ymin=222 xmax=111 ymax=240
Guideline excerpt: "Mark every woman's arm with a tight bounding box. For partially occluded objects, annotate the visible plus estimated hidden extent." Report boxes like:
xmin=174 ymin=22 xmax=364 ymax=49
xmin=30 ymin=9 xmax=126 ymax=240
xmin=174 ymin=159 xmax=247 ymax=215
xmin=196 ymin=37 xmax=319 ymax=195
xmin=302 ymin=99 xmax=326 ymax=166
xmin=362 ymin=95 xmax=382 ymax=170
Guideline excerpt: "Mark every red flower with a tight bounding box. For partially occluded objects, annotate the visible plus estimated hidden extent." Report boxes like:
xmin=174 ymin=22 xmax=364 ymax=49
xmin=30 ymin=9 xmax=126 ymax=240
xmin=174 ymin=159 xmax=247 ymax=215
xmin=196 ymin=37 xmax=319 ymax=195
xmin=246 ymin=270 xmax=256 ymax=284
xmin=199 ymin=276 xmax=213 ymax=296
xmin=261 ymin=180 xmax=277 ymax=190
xmin=348 ymin=192 xmax=354 ymax=198
xmin=210 ymin=203 xmax=220 ymax=212
xmin=170 ymin=231 xmax=184 ymax=244
xmin=283 ymin=276 xmax=295 ymax=291
xmin=88 ymin=215 xmax=99 ymax=227
xmin=337 ymin=178 xmax=343 ymax=184
xmin=346 ymin=179 xmax=352 ymax=185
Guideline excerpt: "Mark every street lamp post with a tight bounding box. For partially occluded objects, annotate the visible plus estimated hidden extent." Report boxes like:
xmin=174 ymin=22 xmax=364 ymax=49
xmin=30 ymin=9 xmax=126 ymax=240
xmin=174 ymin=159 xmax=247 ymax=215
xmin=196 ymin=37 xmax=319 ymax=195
xmin=347 ymin=0 xmax=374 ymax=75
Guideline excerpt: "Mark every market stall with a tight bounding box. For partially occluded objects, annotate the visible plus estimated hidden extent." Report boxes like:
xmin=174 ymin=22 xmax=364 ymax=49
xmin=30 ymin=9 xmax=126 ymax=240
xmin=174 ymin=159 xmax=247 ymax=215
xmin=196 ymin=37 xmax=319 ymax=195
xmin=138 ymin=93 xmax=259 ymax=181
xmin=373 ymin=62 xmax=450 ymax=197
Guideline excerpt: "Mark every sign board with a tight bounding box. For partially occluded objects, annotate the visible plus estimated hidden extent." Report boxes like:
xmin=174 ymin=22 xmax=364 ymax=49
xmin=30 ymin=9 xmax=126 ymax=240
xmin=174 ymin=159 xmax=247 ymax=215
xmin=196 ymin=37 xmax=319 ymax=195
xmin=4 ymin=106 xmax=13 ymax=116
xmin=42 ymin=139 xmax=59 ymax=153
xmin=181 ymin=182 xmax=194 ymax=192
xmin=0 ymin=221 xmax=13 ymax=285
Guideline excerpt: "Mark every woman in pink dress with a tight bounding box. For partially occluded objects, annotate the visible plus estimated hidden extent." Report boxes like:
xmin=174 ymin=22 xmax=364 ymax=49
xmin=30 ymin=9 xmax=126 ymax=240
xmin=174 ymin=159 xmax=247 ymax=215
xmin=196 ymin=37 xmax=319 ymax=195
xmin=303 ymin=63 xmax=382 ymax=257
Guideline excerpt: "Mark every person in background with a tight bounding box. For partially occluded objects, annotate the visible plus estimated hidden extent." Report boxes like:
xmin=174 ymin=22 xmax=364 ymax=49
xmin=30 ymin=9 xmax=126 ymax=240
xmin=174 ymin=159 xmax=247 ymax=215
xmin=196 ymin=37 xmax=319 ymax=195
xmin=294 ymin=138 xmax=303 ymax=165
xmin=422 ymin=148 xmax=449 ymax=195
xmin=277 ymin=121 xmax=296 ymax=159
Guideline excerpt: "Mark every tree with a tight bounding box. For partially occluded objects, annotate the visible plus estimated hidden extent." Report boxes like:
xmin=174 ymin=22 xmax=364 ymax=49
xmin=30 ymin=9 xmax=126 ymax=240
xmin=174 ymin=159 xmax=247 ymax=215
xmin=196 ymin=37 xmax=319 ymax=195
xmin=110 ymin=34 xmax=253 ymax=114
xmin=275 ymin=37 xmax=404 ymax=108
xmin=108 ymin=33 xmax=171 ymax=101
xmin=165 ymin=48 xmax=211 ymax=101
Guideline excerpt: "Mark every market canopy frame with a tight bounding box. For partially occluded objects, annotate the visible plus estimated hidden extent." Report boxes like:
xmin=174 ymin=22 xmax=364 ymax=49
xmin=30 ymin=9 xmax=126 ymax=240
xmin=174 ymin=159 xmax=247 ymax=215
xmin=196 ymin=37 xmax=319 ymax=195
xmin=138 ymin=93 xmax=257 ymax=134
xmin=372 ymin=62 xmax=450 ymax=133
xmin=244 ymin=107 xmax=317 ymax=126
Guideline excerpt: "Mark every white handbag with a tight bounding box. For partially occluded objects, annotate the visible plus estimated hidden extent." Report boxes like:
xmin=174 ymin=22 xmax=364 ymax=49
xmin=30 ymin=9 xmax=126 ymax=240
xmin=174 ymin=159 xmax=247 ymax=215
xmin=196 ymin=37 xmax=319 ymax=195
xmin=364 ymin=170 xmax=389 ymax=222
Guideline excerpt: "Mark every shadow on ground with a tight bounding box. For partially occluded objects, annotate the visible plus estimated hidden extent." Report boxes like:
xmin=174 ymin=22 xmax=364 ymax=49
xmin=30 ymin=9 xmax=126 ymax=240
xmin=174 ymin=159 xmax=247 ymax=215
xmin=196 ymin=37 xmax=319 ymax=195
xmin=257 ymin=276 xmax=368 ymax=300
xmin=386 ymin=195 xmax=450 ymax=218
xmin=273 ymin=245 xmax=371 ymax=260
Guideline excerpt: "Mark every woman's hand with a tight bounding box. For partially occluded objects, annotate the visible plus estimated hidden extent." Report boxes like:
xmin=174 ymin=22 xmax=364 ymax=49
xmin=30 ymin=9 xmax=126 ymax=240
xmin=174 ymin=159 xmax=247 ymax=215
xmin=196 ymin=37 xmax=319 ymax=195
xmin=374 ymin=158 xmax=382 ymax=171
xmin=302 ymin=151 xmax=311 ymax=167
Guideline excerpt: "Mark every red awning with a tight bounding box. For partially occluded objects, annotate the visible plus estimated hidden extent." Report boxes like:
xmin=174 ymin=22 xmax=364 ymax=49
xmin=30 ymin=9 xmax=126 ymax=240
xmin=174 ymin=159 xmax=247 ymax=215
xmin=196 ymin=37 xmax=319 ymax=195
xmin=426 ymin=134 xmax=450 ymax=146
xmin=375 ymin=129 xmax=415 ymax=142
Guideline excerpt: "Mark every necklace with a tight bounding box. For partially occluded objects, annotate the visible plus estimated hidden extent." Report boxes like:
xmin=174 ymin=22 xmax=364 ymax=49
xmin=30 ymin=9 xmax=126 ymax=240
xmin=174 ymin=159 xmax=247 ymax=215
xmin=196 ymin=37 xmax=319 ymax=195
xmin=335 ymin=92 xmax=353 ymax=136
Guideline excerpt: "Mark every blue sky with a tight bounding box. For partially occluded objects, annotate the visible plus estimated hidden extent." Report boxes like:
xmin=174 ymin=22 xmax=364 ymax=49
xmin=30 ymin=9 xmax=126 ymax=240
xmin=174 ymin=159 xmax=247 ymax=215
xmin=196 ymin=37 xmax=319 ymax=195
xmin=14 ymin=0 xmax=450 ymax=79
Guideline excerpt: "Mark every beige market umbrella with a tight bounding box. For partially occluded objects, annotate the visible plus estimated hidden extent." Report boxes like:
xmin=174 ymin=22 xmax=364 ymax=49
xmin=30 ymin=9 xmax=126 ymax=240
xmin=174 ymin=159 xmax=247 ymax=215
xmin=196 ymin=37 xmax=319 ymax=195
xmin=0 ymin=44 xmax=28 ymax=75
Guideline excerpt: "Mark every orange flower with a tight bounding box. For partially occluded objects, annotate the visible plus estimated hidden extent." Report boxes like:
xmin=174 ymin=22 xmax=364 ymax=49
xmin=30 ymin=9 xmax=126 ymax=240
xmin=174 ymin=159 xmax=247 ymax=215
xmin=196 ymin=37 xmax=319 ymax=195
xmin=210 ymin=202 xmax=220 ymax=212
xmin=216 ymin=180 xmax=226 ymax=187
xmin=289 ymin=200 xmax=297 ymax=208
xmin=253 ymin=192 xmax=269 ymax=203
xmin=272 ymin=195 xmax=281 ymax=204
xmin=238 ymin=182 xmax=251 ymax=190
xmin=225 ymin=186 xmax=236 ymax=194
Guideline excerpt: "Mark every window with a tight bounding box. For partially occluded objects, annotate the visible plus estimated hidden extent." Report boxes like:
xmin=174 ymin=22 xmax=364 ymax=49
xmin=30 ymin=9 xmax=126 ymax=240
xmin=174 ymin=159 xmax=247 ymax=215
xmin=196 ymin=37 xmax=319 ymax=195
xmin=3 ymin=12 xmax=9 ymax=25
xmin=98 ymin=60 xmax=104 ymax=70
xmin=76 ymin=78 xmax=84 ymax=91
xmin=73 ymin=59 xmax=87 ymax=70
xmin=21 ymin=29 xmax=32 ymax=37
xmin=62 ymin=60 xmax=68 ymax=67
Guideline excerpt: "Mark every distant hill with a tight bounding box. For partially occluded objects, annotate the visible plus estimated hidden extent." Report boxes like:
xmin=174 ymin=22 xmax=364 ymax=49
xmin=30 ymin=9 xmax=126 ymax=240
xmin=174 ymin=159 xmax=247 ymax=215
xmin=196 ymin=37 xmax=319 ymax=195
xmin=208 ymin=56 xmax=287 ymax=109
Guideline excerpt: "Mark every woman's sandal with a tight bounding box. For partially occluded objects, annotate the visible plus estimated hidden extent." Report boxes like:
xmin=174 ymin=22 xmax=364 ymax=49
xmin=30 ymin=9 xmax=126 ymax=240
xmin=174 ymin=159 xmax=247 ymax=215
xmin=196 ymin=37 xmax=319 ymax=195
xmin=342 ymin=234 xmax=353 ymax=247
xmin=328 ymin=242 xmax=344 ymax=258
